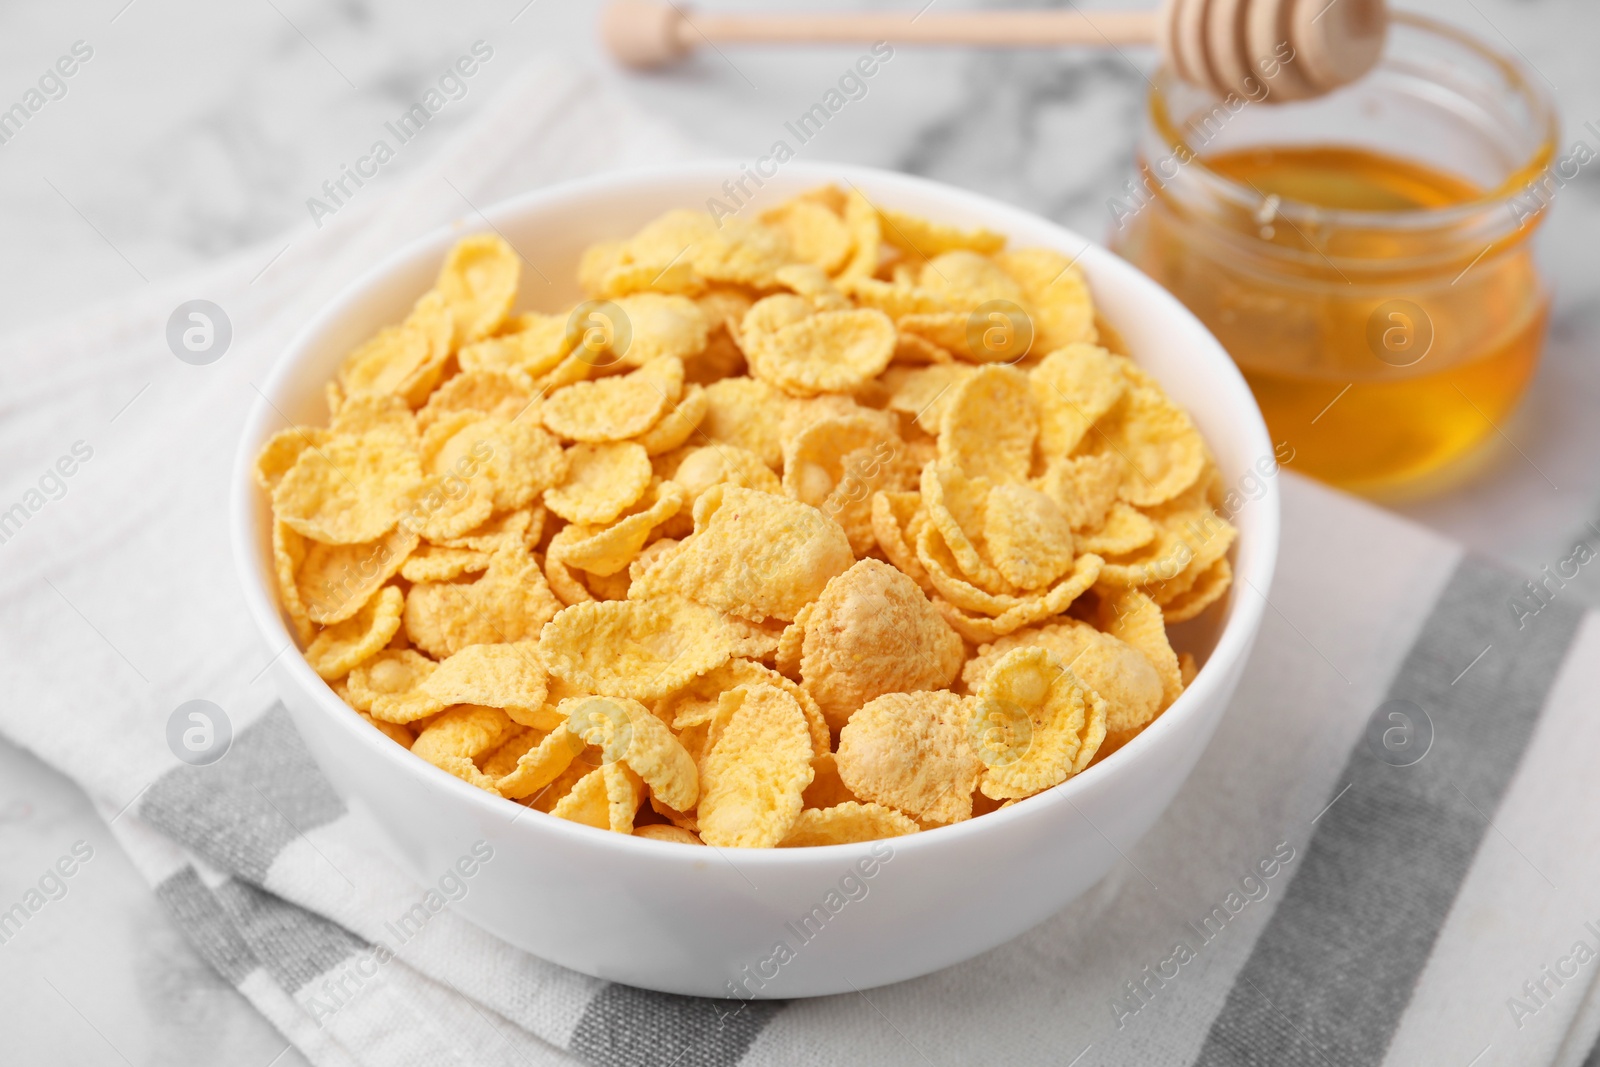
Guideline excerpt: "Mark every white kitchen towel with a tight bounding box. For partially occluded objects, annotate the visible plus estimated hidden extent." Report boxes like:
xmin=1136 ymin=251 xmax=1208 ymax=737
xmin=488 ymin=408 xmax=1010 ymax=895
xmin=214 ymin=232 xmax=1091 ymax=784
xmin=4 ymin=54 xmax=1600 ymax=1067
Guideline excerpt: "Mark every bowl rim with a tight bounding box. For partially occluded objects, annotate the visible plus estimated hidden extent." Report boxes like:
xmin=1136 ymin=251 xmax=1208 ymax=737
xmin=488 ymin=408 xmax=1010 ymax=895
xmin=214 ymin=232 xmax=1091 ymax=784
xmin=230 ymin=159 xmax=1280 ymax=866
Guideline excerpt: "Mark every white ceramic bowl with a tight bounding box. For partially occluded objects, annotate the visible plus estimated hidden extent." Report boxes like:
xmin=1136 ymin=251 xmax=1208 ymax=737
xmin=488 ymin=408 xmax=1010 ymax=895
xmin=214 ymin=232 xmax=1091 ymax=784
xmin=232 ymin=162 xmax=1279 ymax=998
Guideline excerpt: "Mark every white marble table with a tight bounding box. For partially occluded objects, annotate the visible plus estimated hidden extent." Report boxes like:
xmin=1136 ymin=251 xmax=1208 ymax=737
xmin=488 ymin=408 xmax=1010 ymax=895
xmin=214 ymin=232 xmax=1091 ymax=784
xmin=1 ymin=0 xmax=1596 ymax=1062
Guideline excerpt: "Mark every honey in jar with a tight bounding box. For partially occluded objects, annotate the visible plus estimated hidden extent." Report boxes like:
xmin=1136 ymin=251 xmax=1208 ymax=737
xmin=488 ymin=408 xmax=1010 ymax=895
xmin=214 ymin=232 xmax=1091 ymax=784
xmin=1112 ymin=14 xmax=1558 ymax=496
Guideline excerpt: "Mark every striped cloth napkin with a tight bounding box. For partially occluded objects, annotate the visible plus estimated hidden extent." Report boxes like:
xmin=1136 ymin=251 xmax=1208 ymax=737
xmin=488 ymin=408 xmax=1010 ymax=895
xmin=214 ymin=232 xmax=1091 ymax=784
xmin=4 ymin=55 xmax=1600 ymax=1067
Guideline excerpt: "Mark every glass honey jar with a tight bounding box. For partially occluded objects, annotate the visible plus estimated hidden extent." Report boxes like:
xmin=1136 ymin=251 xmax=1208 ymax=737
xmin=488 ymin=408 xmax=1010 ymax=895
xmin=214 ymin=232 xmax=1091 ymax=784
xmin=1110 ymin=13 xmax=1560 ymax=496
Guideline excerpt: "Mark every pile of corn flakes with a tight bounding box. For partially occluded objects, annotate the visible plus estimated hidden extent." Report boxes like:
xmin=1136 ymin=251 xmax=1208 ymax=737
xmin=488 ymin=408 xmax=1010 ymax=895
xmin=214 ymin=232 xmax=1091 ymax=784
xmin=255 ymin=186 xmax=1234 ymax=848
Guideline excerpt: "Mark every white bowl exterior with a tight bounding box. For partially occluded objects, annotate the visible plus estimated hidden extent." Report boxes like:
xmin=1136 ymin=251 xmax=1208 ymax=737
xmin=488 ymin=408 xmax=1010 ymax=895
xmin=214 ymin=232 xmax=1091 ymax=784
xmin=233 ymin=163 xmax=1279 ymax=998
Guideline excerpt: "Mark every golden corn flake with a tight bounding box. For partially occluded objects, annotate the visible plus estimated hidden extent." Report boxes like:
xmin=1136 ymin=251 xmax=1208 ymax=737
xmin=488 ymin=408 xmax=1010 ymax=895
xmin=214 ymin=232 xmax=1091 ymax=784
xmin=549 ymin=479 xmax=686 ymax=577
xmin=994 ymin=248 xmax=1098 ymax=353
xmin=412 ymin=704 xmax=516 ymax=787
xmin=893 ymin=331 xmax=956 ymax=365
xmin=836 ymin=691 xmax=981 ymax=825
xmin=634 ymin=824 xmax=704 ymax=845
xmin=671 ymin=444 xmax=782 ymax=508
xmin=349 ymin=649 xmax=444 ymax=724
xmin=782 ymin=415 xmax=909 ymax=556
xmin=456 ymin=312 xmax=574 ymax=382
xmin=802 ymin=752 xmax=859 ymax=810
xmin=697 ymin=682 xmax=815 ymax=848
xmin=982 ymin=483 xmax=1076 ymax=591
xmin=870 ymin=490 xmax=931 ymax=591
xmin=1096 ymin=495 xmax=1235 ymax=594
xmin=798 ymin=560 xmax=965 ymax=732
xmin=920 ymin=251 xmax=1028 ymax=315
xmin=939 ymin=365 xmax=1036 ymax=485
xmin=254 ymin=428 xmax=329 ymax=493
xmin=303 ymin=584 xmax=404 ymax=680
xmin=436 ymin=233 xmax=519 ymax=345
xmin=1030 ymin=343 xmax=1126 ymax=457
xmin=495 ymin=727 xmax=587 ymax=800
xmin=1161 ymin=556 xmax=1233 ymax=624
xmin=932 ymin=552 xmax=1103 ymax=644
xmin=297 ymin=524 xmax=418 ymax=625
xmin=842 ymin=275 xmax=956 ymax=320
xmin=920 ymin=461 xmax=1008 ymax=594
xmin=273 ymin=433 xmax=422 ymax=545
xmin=780 ymin=802 xmax=920 ymax=846
xmin=631 ymin=485 xmax=854 ymax=623
xmin=916 ymin=520 xmax=1020 ymax=617
xmin=541 ymin=356 xmax=683 ymax=443
xmin=359 ymin=711 xmax=414 ymax=749
xmin=631 ymin=383 xmax=707 ymax=455
xmin=273 ymin=520 xmax=314 ymax=644
xmin=545 ymin=441 xmax=652 ymax=525
xmin=1035 ymin=453 xmax=1122 ymax=531
xmin=882 ymin=364 xmax=976 ymax=436
xmin=552 ymin=762 xmax=645 ymax=832
xmin=478 ymin=728 xmax=541 ymax=779
xmin=612 ymin=293 xmax=709 ymax=367
xmin=880 ymin=209 xmax=1006 ymax=259
xmin=635 ymin=209 xmax=793 ymax=290
xmin=673 ymin=659 xmax=830 ymax=758
xmin=428 ymin=504 xmax=541 ymax=553
xmin=1095 ymin=386 xmax=1206 ymax=508
xmin=339 ymin=292 xmax=455 ymax=407
xmin=743 ymin=304 xmax=896 ymax=397
xmin=540 ymin=597 xmax=734 ymax=701
xmin=420 ymin=641 xmax=548 ymax=726
xmin=774 ymin=264 xmax=851 ymax=310
xmin=1097 ymin=588 xmax=1184 ymax=711
xmin=403 ymin=546 xmax=561 ymax=658
xmin=564 ymin=695 xmax=699 ymax=812
xmin=963 ymin=619 xmax=1161 ymax=750
xmin=1179 ymin=651 xmax=1199 ymax=688
xmin=398 ymin=476 xmax=494 ymax=543
xmin=481 ymin=419 xmax=570 ymax=512
xmin=416 ymin=369 xmax=532 ymax=430
xmin=835 ymin=187 xmax=882 ymax=284
xmin=762 ymin=199 xmax=852 ymax=274
xmin=329 ymin=393 xmax=419 ymax=445
xmin=974 ymin=646 xmax=1106 ymax=800
xmin=698 ymin=376 xmax=790 ymax=468
xmin=1076 ymin=501 xmax=1156 ymax=557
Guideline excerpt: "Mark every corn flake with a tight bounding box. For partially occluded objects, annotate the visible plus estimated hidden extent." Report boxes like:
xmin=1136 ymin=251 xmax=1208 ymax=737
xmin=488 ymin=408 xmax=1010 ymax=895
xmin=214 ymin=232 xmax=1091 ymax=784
xmin=303 ymin=584 xmax=404 ymax=680
xmin=631 ymin=485 xmax=854 ymax=623
xmin=798 ymin=560 xmax=965 ymax=731
xmin=436 ymin=233 xmax=520 ymax=345
xmin=542 ymin=356 xmax=683 ymax=442
xmin=974 ymin=646 xmax=1106 ymax=799
xmin=1030 ymin=343 xmax=1125 ymax=457
xmin=836 ymin=691 xmax=981 ymax=824
xmin=779 ymin=802 xmax=920 ymax=846
xmin=403 ymin=546 xmax=562 ymax=658
xmin=546 ymin=441 xmax=652 ymax=525
xmin=273 ymin=433 xmax=422 ymax=545
xmin=540 ymin=597 xmax=735 ymax=701
xmin=939 ymin=365 xmax=1036 ymax=484
xmin=697 ymin=682 xmax=814 ymax=848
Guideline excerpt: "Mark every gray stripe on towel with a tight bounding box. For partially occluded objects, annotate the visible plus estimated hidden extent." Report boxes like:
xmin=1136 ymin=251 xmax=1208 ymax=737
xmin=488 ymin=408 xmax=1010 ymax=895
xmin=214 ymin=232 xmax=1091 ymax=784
xmin=1192 ymin=558 xmax=1584 ymax=1067
xmin=140 ymin=702 xmax=346 ymax=884
xmin=154 ymin=865 xmax=261 ymax=986
xmin=569 ymin=985 xmax=782 ymax=1067
xmin=213 ymin=878 xmax=368 ymax=994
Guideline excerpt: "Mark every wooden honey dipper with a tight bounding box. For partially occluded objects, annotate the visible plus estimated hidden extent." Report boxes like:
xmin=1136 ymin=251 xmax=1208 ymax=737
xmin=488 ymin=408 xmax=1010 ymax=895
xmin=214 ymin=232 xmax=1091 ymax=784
xmin=603 ymin=0 xmax=1388 ymax=103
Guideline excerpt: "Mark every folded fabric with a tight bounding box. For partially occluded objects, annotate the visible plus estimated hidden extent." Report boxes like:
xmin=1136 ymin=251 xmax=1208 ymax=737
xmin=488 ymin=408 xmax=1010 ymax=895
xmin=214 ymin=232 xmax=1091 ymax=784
xmin=4 ymin=55 xmax=1600 ymax=1067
